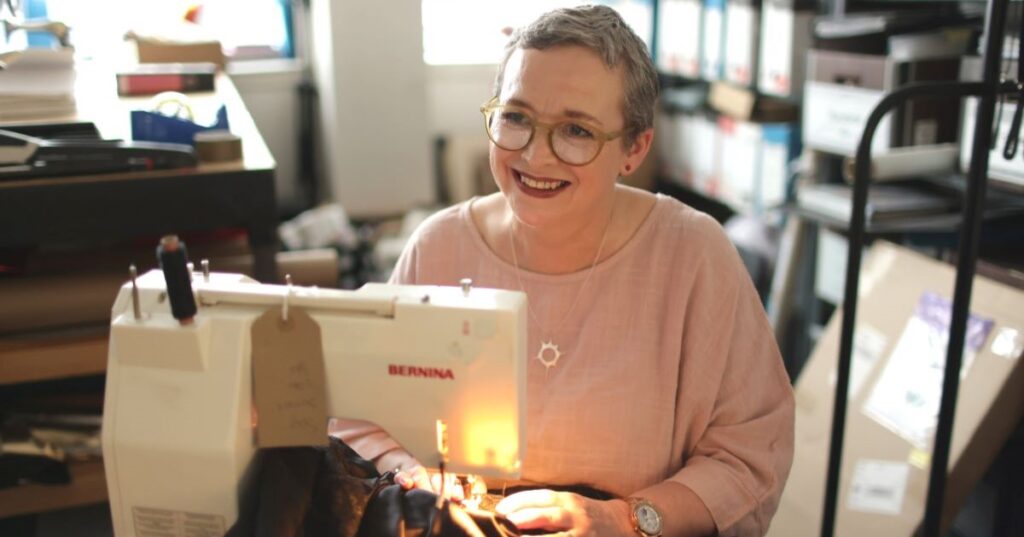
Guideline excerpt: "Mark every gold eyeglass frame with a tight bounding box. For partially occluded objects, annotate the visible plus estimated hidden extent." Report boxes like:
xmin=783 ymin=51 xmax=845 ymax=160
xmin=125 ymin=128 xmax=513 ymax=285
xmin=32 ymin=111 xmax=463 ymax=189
xmin=479 ymin=97 xmax=624 ymax=166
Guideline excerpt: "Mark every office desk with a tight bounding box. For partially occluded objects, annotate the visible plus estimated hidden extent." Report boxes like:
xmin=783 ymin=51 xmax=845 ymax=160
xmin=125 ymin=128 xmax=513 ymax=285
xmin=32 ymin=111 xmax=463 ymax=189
xmin=0 ymin=67 xmax=277 ymax=518
xmin=0 ymin=67 xmax=278 ymax=282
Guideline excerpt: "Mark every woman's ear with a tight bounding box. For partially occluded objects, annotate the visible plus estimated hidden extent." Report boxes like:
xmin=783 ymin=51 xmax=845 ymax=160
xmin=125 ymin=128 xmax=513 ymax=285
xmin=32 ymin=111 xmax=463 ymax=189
xmin=621 ymin=128 xmax=654 ymax=176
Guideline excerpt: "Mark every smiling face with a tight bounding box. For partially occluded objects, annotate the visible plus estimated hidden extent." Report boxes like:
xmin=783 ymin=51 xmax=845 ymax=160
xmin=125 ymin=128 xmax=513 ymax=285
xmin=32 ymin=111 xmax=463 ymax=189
xmin=490 ymin=45 xmax=646 ymax=231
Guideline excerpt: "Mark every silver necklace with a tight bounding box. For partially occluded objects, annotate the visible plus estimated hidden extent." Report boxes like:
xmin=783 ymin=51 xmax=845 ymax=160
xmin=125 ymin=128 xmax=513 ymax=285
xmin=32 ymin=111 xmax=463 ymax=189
xmin=509 ymin=209 xmax=613 ymax=372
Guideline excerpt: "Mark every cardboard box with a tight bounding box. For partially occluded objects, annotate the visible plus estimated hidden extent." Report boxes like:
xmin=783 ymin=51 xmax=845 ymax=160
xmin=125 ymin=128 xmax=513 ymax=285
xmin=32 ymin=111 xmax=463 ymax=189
xmin=960 ymin=96 xmax=1024 ymax=191
xmin=768 ymin=242 xmax=1024 ymax=536
xmin=130 ymin=35 xmax=225 ymax=70
xmin=959 ymin=56 xmax=1024 ymax=190
xmin=803 ymin=50 xmax=960 ymax=156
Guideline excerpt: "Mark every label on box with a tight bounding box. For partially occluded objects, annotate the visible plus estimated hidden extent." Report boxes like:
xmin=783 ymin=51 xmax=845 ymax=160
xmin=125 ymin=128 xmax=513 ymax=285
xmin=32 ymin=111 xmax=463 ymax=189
xmin=827 ymin=324 xmax=888 ymax=400
xmin=991 ymin=327 xmax=1023 ymax=360
xmin=913 ymin=118 xmax=938 ymax=146
xmin=847 ymin=459 xmax=910 ymax=515
xmin=908 ymin=448 xmax=932 ymax=470
xmin=804 ymin=81 xmax=891 ymax=156
xmin=851 ymin=325 xmax=889 ymax=399
xmin=133 ymin=506 xmax=225 ymax=537
xmin=862 ymin=292 xmax=994 ymax=449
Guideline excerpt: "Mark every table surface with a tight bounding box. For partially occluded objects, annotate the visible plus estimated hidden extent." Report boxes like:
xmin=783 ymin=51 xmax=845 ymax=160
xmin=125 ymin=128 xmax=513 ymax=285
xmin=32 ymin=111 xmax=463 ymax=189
xmin=0 ymin=65 xmax=279 ymax=282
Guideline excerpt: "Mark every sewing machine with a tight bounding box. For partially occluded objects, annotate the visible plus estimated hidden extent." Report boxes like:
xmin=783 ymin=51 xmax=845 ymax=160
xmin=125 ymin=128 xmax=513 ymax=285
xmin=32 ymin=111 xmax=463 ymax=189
xmin=101 ymin=268 xmax=526 ymax=537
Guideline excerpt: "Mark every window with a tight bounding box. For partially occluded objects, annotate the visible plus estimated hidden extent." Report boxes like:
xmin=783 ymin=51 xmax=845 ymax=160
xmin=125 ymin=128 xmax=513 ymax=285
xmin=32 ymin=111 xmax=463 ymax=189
xmin=421 ymin=0 xmax=654 ymax=66
xmin=11 ymin=0 xmax=292 ymax=62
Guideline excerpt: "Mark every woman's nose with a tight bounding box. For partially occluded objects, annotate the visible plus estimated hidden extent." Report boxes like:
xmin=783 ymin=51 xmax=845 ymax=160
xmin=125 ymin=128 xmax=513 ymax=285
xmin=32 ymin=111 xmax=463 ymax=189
xmin=520 ymin=128 xmax=559 ymax=166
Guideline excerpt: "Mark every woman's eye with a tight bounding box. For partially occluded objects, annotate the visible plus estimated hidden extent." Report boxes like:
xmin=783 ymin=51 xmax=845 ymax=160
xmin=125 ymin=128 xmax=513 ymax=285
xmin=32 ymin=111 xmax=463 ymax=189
xmin=500 ymin=111 xmax=529 ymax=125
xmin=564 ymin=123 xmax=595 ymax=139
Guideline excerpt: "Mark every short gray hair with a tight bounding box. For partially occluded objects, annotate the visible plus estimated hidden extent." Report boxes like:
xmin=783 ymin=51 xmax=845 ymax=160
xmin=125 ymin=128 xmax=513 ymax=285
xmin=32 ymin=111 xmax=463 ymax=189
xmin=493 ymin=4 xmax=659 ymax=146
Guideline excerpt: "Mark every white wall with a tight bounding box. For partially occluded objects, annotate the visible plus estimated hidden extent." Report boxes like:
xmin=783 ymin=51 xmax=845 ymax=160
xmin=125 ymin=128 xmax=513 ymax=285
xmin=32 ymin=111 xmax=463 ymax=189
xmin=309 ymin=0 xmax=434 ymax=219
xmin=425 ymin=63 xmax=499 ymax=202
xmin=425 ymin=64 xmax=496 ymax=138
xmin=234 ymin=12 xmax=500 ymax=217
xmin=230 ymin=60 xmax=304 ymax=212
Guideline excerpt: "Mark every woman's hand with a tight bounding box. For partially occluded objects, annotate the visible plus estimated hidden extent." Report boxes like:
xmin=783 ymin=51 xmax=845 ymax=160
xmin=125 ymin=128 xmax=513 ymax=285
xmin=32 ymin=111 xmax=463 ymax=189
xmin=494 ymin=489 xmax=635 ymax=536
xmin=391 ymin=463 xmax=466 ymax=502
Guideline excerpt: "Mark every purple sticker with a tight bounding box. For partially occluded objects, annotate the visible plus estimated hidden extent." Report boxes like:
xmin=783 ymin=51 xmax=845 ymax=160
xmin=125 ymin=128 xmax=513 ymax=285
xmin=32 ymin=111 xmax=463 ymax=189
xmin=915 ymin=292 xmax=994 ymax=354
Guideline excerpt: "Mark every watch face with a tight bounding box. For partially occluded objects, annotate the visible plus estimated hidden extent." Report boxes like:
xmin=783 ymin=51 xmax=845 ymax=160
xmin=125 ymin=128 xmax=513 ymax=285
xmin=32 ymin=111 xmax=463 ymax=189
xmin=636 ymin=504 xmax=662 ymax=534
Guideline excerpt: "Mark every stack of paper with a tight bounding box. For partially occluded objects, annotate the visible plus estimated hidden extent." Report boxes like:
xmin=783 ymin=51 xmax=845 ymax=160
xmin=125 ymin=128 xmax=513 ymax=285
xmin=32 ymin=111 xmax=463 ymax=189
xmin=0 ymin=48 xmax=77 ymax=120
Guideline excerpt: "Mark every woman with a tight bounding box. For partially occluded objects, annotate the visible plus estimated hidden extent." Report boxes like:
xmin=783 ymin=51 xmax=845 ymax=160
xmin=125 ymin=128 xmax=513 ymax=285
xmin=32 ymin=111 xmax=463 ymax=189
xmin=335 ymin=6 xmax=793 ymax=536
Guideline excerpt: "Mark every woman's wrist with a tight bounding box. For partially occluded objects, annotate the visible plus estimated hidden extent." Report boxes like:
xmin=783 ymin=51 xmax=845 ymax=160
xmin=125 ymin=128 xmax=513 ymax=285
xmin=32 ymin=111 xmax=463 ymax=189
xmin=607 ymin=498 xmax=638 ymax=536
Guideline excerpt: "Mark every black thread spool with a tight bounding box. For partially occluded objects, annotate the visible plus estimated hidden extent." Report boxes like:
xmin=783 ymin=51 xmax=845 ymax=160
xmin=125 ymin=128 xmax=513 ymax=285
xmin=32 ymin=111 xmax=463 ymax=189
xmin=157 ymin=235 xmax=197 ymax=325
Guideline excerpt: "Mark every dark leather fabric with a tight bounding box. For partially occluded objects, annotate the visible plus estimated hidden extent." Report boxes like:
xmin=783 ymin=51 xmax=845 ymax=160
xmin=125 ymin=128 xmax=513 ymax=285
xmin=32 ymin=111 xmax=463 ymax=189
xmin=356 ymin=484 xmax=519 ymax=537
xmin=226 ymin=436 xmax=519 ymax=537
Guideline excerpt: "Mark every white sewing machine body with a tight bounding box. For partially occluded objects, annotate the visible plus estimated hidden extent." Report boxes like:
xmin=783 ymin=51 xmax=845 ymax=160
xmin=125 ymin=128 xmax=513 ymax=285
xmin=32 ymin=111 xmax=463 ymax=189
xmin=101 ymin=270 xmax=526 ymax=537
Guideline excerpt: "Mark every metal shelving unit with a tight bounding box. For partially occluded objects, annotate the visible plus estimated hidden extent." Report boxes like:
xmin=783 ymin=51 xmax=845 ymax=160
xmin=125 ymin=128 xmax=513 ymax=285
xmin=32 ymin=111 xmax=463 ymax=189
xmin=820 ymin=0 xmax=1021 ymax=534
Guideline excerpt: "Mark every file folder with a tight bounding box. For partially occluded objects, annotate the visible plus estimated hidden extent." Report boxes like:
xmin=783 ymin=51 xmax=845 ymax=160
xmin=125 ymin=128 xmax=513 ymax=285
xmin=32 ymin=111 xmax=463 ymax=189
xmin=656 ymin=0 xmax=703 ymax=77
xmin=760 ymin=123 xmax=800 ymax=211
xmin=757 ymin=0 xmax=814 ymax=98
xmin=701 ymin=0 xmax=726 ymax=80
xmin=725 ymin=0 xmax=760 ymax=86
xmin=719 ymin=116 xmax=762 ymax=211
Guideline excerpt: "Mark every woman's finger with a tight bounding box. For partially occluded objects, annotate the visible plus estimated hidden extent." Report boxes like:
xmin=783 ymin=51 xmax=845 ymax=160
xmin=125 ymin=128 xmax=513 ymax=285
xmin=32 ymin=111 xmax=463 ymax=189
xmin=393 ymin=466 xmax=432 ymax=491
xmin=495 ymin=489 xmax=562 ymax=515
xmin=429 ymin=472 xmax=466 ymax=500
xmin=448 ymin=504 xmax=488 ymax=537
xmin=504 ymin=506 xmax=571 ymax=531
xmin=407 ymin=465 xmax=434 ymax=491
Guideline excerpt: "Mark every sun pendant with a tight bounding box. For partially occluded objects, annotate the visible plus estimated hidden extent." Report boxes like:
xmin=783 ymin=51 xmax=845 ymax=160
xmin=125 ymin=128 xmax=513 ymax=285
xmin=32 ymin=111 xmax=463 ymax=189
xmin=536 ymin=340 xmax=562 ymax=370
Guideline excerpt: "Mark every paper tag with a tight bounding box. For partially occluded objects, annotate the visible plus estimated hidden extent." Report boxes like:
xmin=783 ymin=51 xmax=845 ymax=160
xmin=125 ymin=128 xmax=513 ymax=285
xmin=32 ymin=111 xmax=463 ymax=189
xmin=251 ymin=307 xmax=328 ymax=447
xmin=848 ymin=459 xmax=911 ymax=515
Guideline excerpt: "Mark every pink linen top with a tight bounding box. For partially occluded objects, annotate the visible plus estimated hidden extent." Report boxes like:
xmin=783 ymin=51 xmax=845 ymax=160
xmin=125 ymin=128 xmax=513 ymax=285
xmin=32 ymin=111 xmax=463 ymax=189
xmin=336 ymin=194 xmax=794 ymax=536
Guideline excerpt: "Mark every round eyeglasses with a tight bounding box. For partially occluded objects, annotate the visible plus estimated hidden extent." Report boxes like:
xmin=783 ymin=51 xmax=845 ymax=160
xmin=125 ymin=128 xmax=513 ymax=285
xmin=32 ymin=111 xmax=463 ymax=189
xmin=479 ymin=98 xmax=623 ymax=166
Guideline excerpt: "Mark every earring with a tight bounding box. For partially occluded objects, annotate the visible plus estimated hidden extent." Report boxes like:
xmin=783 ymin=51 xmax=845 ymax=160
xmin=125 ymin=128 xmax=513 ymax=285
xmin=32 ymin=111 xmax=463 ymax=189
xmin=624 ymin=164 xmax=632 ymax=173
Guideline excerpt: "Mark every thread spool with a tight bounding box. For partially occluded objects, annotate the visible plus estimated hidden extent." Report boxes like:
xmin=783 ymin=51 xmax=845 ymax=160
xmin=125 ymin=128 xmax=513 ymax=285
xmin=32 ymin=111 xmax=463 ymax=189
xmin=194 ymin=129 xmax=242 ymax=163
xmin=157 ymin=235 xmax=197 ymax=324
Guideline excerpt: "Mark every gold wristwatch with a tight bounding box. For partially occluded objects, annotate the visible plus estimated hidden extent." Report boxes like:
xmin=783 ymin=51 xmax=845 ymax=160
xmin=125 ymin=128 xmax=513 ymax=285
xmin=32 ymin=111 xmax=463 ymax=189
xmin=627 ymin=497 xmax=664 ymax=537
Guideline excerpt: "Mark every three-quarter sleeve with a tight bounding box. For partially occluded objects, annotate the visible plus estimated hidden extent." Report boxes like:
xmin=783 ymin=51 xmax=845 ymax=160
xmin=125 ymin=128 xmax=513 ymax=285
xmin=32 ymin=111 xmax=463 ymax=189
xmin=387 ymin=235 xmax=420 ymax=285
xmin=666 ymin=216 xmax=795 ymax=536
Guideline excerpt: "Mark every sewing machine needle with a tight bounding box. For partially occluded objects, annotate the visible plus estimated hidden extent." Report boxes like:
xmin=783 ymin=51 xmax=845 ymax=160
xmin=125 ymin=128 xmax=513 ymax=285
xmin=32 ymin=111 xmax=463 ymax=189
xmin=130 ymin=264 xmax=141 ymax=320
